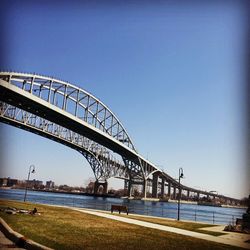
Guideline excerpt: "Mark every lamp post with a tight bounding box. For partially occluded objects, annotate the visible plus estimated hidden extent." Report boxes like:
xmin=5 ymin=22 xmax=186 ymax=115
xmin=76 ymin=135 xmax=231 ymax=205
xmin=24 ymin=165 xmax=35 ymax=202
xmin=177 ymin=167 xmax=184 ymax=221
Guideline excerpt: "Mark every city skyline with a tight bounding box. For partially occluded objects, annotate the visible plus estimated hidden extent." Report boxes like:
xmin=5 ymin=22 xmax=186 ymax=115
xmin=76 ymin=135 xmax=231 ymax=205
xmin=0 ymin=1 xmax=249 ymax=199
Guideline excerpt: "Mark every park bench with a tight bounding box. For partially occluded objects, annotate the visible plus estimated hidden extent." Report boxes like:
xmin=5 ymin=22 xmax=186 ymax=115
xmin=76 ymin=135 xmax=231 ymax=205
xmin=111 ymin=205 xmax=128 ymax=215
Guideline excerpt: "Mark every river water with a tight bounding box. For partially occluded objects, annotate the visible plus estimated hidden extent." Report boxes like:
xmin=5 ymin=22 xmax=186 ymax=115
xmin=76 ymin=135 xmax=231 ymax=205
xmin=0 ymin=189 xmax=246 ymax=225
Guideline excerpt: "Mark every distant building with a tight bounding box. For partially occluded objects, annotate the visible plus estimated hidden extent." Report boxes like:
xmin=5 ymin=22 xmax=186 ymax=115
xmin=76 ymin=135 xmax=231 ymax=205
xmin=0 ymin=177 xmax=19 ymax=187
xmin=7 ymin=178 xmax=18 ymax=186
xmin=46 ymin=180 xmax=55 ymax=189
xmin=26 ymin=179 xmax=43 ymax=188
xmin=0 ymin=178 xmax=8 ymax=187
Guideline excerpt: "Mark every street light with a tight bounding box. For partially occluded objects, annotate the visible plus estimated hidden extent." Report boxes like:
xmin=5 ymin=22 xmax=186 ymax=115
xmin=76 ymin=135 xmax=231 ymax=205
xmin=177 ymin=167 xmax=184 ymax=221
xmin=24 ymin=165 xmax=35 ymax=202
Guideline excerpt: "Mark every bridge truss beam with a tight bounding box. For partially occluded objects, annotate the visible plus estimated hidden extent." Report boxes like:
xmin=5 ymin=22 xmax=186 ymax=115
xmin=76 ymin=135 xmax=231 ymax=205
xmin=0 ymin=101 xmax=128 ymax=182
xmin=0 ymin=72 xmax=240 ymax=203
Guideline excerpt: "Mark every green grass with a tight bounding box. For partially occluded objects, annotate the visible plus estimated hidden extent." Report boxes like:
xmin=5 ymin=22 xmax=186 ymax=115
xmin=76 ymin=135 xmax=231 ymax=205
xmin=0 ymin=199 xmax=245 ymax=250
xmin=113 ymin=213 xmax=225 ymax=236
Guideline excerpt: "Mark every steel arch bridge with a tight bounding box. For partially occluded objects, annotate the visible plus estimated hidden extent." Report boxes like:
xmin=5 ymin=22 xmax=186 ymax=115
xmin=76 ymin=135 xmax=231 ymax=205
xmin=0 ymin=72 xmax=239 ymax=203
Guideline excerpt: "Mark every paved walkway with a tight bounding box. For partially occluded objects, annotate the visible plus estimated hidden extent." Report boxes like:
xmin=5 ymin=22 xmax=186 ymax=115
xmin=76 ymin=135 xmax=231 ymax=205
xmin=201 ymin=225 xmax=250 ymax=246
xmin=2 ymin=204 xmax=250 ymax=249
xmin=70 ymin=207 xmax=250 ymax=249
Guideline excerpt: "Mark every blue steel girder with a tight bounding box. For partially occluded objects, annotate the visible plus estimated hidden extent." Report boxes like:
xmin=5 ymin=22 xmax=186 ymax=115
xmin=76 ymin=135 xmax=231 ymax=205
xmin=0 ymin=72 xmax=240 ymax=202
xmin=0 ymin=72 xmax=163 ymax=179
xmin=81 ymin=150 xmax=110 ymax=181
xmin=0 ymin=72 xmax=136 ymax=151
xmin=0 ymin=101 xmax=128 ymax=181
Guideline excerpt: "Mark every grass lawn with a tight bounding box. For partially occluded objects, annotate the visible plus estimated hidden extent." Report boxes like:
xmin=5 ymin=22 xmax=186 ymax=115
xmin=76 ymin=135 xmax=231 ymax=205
xmin=113 ymin=213 xmax=225 ymax=236
xmin=0 ymin=199 xmax=245 ymax=250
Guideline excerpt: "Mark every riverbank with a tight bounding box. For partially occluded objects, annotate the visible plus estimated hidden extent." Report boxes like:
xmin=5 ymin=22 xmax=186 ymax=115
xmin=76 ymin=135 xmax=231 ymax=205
xmin=0 ymin=188 xmax=245 ymax=225
xmin=1 ymin=188 xmax=245 ymax=209
xmin=0 ymin=199 xmax=248 ymax=250
xmin=0 ymin=187 xmax=120 ymax=199
xmin=222 ymin=204 xmax=248 ymax=209
xmin=168 ymin=199 xmax=198 ymax=205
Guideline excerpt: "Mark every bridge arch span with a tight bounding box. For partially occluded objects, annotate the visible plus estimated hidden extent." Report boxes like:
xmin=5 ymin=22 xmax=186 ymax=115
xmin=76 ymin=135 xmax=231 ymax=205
xmin=0 ymin=72 xmax=136 ymax=151
xmin=0 ymin=101 xmax=128 ymax=186
xmin=0 ymin=72 xmax=163 ymax=180
xmin=0 ymin=72 xmax=238 ymax=202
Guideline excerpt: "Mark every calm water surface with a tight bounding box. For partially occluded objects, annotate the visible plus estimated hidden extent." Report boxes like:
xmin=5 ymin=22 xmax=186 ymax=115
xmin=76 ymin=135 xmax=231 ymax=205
xmin=0 ymin=189 xmax=245 ymax=225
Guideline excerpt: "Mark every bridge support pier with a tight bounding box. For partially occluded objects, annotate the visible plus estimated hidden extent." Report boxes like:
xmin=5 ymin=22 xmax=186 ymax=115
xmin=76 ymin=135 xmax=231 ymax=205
xmin=152 ymin=173 xmax=159 ymax=198
xmin=187 ymin=190 xmax=190 ymax=199
xmin=142 ymin=179 xmax=147 ymax=198
xmin=94 ymin=181 xmax=108 ymax=194
xmin=168 ymin=182 xmax=171 ymax=197
xmin=124 ymin=179 xmax=128 ymax=190
xmin=127 ymin=179 xmax=132 ymax=197
xmin=161 ymin=179 xmax=165 ymax=198
xmin=178 ymin=187 xmax=182 ymax=200
xmin=197 ymin=192 xmax=200 ymax=200
xmin=173 ymin=186 xmax=176 ymax=200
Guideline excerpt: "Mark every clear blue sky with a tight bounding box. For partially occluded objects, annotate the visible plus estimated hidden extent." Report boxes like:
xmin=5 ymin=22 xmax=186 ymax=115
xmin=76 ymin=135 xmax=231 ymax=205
xmin=0 ymin=0 xmax=249 ymax=199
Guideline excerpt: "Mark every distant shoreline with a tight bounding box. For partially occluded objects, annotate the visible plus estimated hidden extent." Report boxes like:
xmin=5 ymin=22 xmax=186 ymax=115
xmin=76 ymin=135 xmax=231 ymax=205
xmin=0 ymin=188 xmax=247 ymax=209
xmin=0 ymin=187 xmax=120 ymax=199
